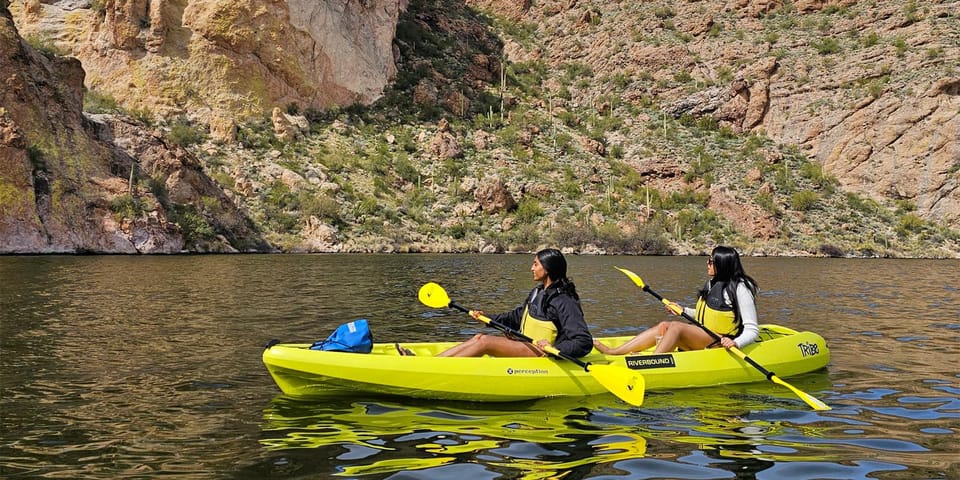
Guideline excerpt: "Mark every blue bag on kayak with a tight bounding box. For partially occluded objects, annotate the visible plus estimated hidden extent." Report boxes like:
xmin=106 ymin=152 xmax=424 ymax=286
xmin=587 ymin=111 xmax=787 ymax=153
xmin=310 ymin=319 xmax=373 ymax=353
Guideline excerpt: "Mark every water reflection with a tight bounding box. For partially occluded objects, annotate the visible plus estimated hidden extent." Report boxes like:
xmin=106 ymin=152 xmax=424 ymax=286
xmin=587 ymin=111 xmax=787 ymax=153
xmin=254 ymin=374 xmax=922 ymax=479
xmin=258 ymin=395 xmax=653 ymax=478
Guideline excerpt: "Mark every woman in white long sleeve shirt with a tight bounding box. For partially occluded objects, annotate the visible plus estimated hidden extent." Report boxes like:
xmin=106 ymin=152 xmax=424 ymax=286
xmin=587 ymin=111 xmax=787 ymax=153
xmin=595 ymin=246 xmax=760 ymax=355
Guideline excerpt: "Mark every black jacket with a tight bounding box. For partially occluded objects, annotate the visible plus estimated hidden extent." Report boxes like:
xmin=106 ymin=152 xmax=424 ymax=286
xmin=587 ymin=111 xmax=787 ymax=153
xmin=489 ymin=284 xmax=593 ymax=358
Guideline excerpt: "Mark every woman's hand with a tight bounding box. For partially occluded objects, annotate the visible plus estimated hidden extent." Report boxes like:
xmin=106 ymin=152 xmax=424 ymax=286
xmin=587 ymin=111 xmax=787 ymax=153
xmin=469 ymin=310 xmax=484 ymax=320
xmin=719 ymin=337 xmax=736 ymax=349
xmin=664 ymin=302 xmax=682 ymax=316
xmin=534 ymin=339 xmax=551 ymax=356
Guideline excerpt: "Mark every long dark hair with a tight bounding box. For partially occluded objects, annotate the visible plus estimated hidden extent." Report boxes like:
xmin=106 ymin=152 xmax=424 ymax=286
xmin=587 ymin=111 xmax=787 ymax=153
xmin=710 ymin=246 xmax=758 ymax=294
xmin=705 ymin=246 xmax=758 ymax=323
xmin=536 ymin=248 xmax=580 ymax=301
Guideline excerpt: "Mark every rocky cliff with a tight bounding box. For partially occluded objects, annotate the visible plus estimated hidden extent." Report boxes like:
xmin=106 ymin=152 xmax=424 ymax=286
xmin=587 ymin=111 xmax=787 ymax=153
xmin=1 ymin=1 xmax=266 ymax=253
xmin=11 ymin=0 xmax=404 ymax=132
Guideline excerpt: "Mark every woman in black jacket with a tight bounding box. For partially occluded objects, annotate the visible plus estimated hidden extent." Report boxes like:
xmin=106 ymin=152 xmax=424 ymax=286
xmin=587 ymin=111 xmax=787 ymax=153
xmin=433 ymin=248 xmax=594 ymax=358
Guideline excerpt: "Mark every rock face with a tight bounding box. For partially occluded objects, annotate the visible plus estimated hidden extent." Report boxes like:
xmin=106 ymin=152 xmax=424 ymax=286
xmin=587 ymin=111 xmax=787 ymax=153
xmin=1 ymin=2 xmax=266 ymax=253
xmin=5 ymin=0 xmax=959 ymax=255
xmin=11 ymin=0 xmax=405 ymax=122
xmin=479 ymin=0 xmax=960 ymax=231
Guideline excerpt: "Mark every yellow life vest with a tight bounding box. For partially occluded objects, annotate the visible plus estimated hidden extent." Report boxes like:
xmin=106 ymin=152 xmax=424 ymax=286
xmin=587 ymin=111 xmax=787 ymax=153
xmin=694 ymin=282 xmax=742 ymax=337
xmin=520 ymin=304 xmax=558 ymax=344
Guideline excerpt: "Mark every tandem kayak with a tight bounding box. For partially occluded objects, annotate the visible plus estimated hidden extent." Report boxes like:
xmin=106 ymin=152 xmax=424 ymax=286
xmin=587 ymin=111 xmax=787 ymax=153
xmin=262 ymin=324 xmax=829 ymax=403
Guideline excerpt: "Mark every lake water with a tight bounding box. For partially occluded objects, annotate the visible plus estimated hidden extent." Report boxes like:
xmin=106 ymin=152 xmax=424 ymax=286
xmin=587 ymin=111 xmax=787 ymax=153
xmin=1 ymin=254 xmax=958 ymax=479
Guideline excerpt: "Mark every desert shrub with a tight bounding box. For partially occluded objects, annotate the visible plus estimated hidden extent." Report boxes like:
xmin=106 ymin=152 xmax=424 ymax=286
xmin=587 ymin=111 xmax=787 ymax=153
xmin=168 ymin=118 xmax=206 ymax=147
xmin=300 ymin=192 xmax=341 ymax=224
xmin=897 ymin=213 xmax=924 ymax=236
xmin=514 ymin=197 xmax=543 ymax=223
xmin=791 ymin=190 xmax=819 ymax=211
xmin=110 ymin=195 xmax=147 ymax=219
xmin=168 ymin=204 xmax=216 ymax=242
xmin=812 ymin=37 xmax=841 ymax=55
xmin=84 ymin=89 xmax=120 ymax=113
xmin=24 ymin=33 xmax=64 ymax=57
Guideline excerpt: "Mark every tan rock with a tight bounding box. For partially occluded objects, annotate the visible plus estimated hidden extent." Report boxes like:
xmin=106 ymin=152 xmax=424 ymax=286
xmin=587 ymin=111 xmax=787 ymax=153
xmin=301 ymin=216 xmax=340 ymax=252
xmin=429 ymin=130 xmax=462 ymax=160
xmin=413 ymin=80 xmax=439 ymax=106
xmin=209 ymin=113 xmax=237 ymax=143
xmin=271 ymin=107 xmax=307 ymax=141
xmin=14 ymin=0 xmax=404 ymax=122
xmin=475 ymin=177 xmax=516 ymax=213
xmin=708 ymin=185 xmax=780 ymax=240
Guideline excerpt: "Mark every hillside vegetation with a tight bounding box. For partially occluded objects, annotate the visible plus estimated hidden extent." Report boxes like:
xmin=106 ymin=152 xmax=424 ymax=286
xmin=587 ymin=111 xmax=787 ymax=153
xmin=78 ymin=0 xmax=960 ymax=257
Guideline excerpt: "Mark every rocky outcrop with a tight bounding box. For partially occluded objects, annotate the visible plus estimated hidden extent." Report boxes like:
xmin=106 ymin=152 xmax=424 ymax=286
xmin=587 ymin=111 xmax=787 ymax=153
xmin=474 ymin=177 xmax=517 ymax=213
xmin=88 ymin=114 xmax=267 ymax=252
xmin=11 ymin=0 xmax=405 ymax=122
xmin=1 ymin=3 xmax=266 ymax=253
xmin=1 ymin=3 xmax=127 ymax=253
xmin=709 ymin=185 xmax=780 ymax=240
xmin=789 ymin=78 xmax=960 ymax=225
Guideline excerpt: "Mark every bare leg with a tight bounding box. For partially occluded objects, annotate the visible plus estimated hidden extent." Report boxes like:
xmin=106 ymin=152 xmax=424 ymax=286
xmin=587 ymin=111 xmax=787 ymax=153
xmin=654 ymin=322 xmax=716 ymax=353
xmin=437 ymin=334 xmax=483 ymax=357
xmin=437 ymin=334 xmax=541 ymax=357
xmin=593 ymin=321 xmax=670 ymax=355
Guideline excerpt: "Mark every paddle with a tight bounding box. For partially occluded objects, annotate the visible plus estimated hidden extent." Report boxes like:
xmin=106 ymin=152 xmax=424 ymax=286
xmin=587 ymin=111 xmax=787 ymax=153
xmin=614 ymin=267 xmax=831 ymax=411
xmin=417 ymin=282 xmax=646 ymax=407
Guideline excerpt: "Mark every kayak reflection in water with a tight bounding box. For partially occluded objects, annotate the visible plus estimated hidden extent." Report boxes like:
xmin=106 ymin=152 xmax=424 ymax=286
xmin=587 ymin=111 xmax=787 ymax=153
xmin=435 ymin=248 xmax=594 ymax=358
xmin=595 ymin=245 xmax=760 ymax=355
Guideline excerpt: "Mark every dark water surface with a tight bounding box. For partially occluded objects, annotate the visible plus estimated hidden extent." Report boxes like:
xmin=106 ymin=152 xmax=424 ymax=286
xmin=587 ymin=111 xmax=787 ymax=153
xmin=1 ymin=254 xmax=958 ymax=479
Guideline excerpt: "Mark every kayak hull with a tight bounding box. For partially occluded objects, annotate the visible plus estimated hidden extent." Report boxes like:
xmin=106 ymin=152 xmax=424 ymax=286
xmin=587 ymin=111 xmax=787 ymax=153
xmin=262 ymin=324 xmax=829 ymax=402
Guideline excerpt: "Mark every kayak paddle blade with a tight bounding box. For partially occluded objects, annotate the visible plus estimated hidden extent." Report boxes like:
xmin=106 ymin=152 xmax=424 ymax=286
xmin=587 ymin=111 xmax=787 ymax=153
xmin=615 ymin=266 xmax=646 ymax=289
xmin=587 ymin=364 xmax=645 ymax=407
xmin=418 ymin=282 xmax=451 ymax=309
xmin=728 ymin=346 xmax=831 ymax=411
xmin=771 ymin=376 xmax=832 ymax=411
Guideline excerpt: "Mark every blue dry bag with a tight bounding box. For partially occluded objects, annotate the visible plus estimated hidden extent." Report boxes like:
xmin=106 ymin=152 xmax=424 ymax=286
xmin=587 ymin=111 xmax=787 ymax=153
xmin=310 ymin=319 xmax=373 ymax=353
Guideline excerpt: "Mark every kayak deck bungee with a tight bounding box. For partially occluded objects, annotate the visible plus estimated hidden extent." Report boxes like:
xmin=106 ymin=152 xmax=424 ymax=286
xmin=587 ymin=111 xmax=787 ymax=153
xmin=262 ymin=324 xmax=829 ymax=402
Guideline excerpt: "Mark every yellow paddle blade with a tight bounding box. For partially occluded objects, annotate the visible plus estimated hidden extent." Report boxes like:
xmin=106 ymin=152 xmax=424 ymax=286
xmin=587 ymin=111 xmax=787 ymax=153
xmin=418 ymin=282 xmax=451 ymax=309
xmin=614 ymin=266 xmax=646 ymax=288
xmin=586 ymin=364 xmax=645 ymax=407
xmin=771 ymin=376 xmax=832 ymax=411
xmin=728 ymin=347 xmax=831 ymax=411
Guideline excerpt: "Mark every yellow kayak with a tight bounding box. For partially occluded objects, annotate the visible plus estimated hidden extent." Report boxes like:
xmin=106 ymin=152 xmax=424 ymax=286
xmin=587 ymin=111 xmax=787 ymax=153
xmin=262 ymin=324 xmax=829 ymax=402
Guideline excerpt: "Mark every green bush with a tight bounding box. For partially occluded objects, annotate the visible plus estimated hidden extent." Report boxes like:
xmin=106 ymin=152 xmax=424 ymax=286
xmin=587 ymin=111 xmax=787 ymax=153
xmin=892 ymin=36 xmax=908 ymax=56
xmin=812 ymin=37 xmax=841 ymax=55
xmin=168 ymin=204 xmax=216 ymax=243
xmin=754 ymin=192 xmax=780 ymax=216
xmin=846 ymin=192 xmax=878 ymax=214
xmin=514 ymin=197 xmax=543 ymax=223
xmin=897 ymin=213 xmax=924 ymax=236
xmin=168 ymin=118 xmax=206 ymax=148
xmin=300 ymin=192 xmax=341 ymax=224
xmin=110 ymin=195 xmax=147 ymax=219
xmin=791 ymin=190 xmax=819 ymax=211
xmin=504 ymin=223 xmax=541 ymax=251
xmin=24 ymin=33 xmax=64 ymax=57
xmin=84 ymin=89 xmax=120 ymax=114
xmin=862 ymin=31 xmax=881 ymax=47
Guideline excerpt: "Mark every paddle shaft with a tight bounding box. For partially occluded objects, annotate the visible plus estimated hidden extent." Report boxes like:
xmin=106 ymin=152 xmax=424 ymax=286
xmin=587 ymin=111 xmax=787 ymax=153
xmin=446 ymin=301 xmax=594 ymax=372
xmin=641 ymin=285 xmax=782 ymax=381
